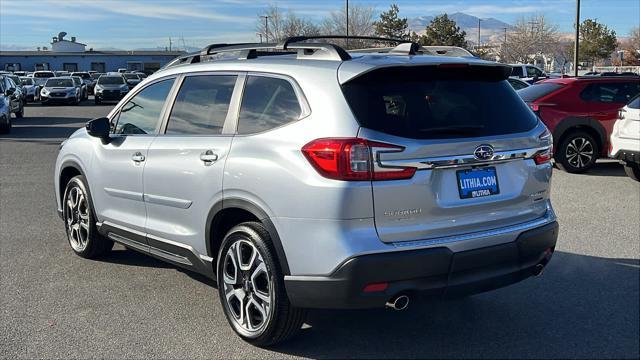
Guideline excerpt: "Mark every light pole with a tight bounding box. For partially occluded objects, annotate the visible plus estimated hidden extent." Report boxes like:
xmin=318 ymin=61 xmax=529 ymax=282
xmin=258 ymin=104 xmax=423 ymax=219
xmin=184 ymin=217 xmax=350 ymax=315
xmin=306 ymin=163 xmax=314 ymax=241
xmin=261 ymin=15 xmax=270 ymax=43
xmin=345 ymin=0 xmax=349 ymax=49
xmin=477 ymin=19 xmax=482 ymax=50
xmin=573 ymin=0 xmax=581 ymax=76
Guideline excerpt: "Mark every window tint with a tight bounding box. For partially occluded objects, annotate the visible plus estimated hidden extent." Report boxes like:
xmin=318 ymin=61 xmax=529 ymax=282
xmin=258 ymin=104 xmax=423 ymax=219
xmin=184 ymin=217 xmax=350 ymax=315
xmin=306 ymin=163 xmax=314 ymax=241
xmin=517 ymin=83 xmax=564 ymax=102
xmin=510 ymin=66 xmax=523 ymax=77
xmin=237 ymin=76 xmax=302 ymax=134
xmin=508 ymin=78 xmax=528 ymax=90
xmin=166 ymin=75 xmax=236 ymax=135
xmin=342 ymin=66 xmax=539 ymax=140
xmin=526 ymin=66 xmax=543 ymax=77
xmin=580 ymin=82 xmax=640 ymax=104
xmin=114 ymin=79 xmax=174 ymax=135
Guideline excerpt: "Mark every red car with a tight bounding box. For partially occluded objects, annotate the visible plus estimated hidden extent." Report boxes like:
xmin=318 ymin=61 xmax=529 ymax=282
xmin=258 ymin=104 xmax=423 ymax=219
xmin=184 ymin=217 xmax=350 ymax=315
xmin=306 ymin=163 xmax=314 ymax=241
xmin=518 ymin=76 xmax=640 ymax=172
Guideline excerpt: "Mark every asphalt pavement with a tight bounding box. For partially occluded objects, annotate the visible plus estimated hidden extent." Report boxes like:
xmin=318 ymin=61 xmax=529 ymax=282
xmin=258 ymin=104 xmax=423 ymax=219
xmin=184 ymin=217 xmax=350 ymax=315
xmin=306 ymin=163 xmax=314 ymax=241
xmin=1 ymin=101 xmax=638 ymax=359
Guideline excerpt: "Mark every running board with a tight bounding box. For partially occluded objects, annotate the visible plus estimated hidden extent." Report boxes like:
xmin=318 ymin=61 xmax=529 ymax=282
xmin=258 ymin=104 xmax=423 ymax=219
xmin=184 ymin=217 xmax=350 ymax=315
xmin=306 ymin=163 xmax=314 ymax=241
xmin=99 ymin=221 xmax=214 ymax=279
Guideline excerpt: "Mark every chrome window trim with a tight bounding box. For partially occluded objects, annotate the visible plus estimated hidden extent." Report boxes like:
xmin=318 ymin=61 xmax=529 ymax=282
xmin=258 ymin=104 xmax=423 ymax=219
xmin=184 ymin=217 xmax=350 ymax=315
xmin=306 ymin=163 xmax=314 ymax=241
xmin=379 ymin=146 xmax=551 ymax=170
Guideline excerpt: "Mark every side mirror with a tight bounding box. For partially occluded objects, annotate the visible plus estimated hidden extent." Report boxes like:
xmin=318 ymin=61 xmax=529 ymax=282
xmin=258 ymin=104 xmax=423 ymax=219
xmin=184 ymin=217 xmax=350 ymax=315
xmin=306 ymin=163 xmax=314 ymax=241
xmin=86 ymin=117 xmax=110 ymax=140
xmin=5 ymin=88 xmax=15 ymax=96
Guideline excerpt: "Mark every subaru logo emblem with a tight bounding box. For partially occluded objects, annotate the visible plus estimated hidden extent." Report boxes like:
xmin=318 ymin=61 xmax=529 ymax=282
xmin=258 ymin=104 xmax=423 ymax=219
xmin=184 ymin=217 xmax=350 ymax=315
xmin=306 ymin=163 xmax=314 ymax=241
xmin=474 ymin=145 xmax=494 ymax=161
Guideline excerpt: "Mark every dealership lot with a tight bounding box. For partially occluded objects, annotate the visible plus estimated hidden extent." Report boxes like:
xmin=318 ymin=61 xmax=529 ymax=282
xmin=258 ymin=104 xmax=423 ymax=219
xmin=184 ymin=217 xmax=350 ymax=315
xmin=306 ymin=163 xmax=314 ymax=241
xmin=1 ymin=102 xmax=638 ymax=358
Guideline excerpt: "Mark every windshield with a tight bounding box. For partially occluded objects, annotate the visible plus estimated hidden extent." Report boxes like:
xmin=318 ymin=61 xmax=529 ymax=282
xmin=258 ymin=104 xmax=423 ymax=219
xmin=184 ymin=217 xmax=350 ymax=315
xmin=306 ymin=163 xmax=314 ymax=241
xmin=20 ymin=77 xmax=34 ymax=85
xmin=342 ymin=66 xmax=538 ymax=139
xmin=98 ymin=76 xmax=125 ymax=85
xmin=71 ymin=72 xmax=91 ymax=79
xmin=34 ymin=72 xmax=54 ymax=78
xmin=517 ymin=83 xmax=565 ymax=102
xmin=72 ymin=77 xmax=82 ymax=85
xmin=124 ymin=74 xmax=139 ymax=79
xmin=45 ymin=79 xmax=74 ymax=87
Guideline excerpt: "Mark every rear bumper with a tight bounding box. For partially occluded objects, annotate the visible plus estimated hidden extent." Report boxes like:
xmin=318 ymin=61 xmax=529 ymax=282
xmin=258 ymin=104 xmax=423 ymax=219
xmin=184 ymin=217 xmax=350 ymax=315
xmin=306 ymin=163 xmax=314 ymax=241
xmin=611 ymin=148 xmax=640 ymax=165
xmin=285 ymin=221 xmax=558 ymax=309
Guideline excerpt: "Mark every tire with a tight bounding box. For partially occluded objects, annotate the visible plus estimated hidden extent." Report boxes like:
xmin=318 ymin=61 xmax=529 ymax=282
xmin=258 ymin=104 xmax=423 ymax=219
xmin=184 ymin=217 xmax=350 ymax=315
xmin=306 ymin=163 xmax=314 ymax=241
xmin=15 ymin=103 xmax=24 ymax=118
xmin=94 ymin=97 xmax=101 ymax=105
xmin=217 ymin=221 xmax=306 ymax=346
xmin=624 ymin=162 xmax=640 ymax=182
xmin=0 ymin=116 xmax=10 ymax=134
xmin=555 ymin=131 xmax=599 ymax=173
xmin=62 ymin=175 xmax=113 ymax=258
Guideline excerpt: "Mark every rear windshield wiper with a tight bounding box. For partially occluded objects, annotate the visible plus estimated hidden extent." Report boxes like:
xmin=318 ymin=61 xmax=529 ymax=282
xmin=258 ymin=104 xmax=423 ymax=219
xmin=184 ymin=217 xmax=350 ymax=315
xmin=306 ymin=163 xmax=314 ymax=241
xmin=418 ymin=125 xmax=485 ymax=135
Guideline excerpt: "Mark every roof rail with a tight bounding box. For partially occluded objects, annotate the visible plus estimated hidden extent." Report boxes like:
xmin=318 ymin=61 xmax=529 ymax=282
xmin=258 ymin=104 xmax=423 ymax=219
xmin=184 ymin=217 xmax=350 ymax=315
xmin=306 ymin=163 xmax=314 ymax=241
xmin=161 ymin=35 xmax=422 ymax=70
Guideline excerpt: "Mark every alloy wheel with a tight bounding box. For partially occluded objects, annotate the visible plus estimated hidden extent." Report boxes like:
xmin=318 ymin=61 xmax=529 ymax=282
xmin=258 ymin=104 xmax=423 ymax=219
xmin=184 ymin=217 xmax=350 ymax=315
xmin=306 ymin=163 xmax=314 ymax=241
xmin=64 ymin=186 xmax=90 ymax=252
xmin=565 ymin=137 xmax=594 ymax=169
xmin=222 ymin=239 xmax=273 ymax=334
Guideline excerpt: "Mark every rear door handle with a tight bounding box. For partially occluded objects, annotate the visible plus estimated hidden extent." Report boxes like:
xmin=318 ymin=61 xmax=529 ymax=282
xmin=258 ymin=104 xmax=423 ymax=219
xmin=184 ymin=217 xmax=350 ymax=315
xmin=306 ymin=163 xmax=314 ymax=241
xmin=200 ymin=150 xmax=219 ymax=165
xmin=131 ymin=152 xmax=145 ymax=162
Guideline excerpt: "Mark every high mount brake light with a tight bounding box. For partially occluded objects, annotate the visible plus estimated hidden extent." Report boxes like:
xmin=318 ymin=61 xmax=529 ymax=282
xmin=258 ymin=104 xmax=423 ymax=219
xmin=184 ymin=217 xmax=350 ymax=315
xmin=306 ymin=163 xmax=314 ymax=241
xmin=302 ymin=138 xmax=416 ymax=181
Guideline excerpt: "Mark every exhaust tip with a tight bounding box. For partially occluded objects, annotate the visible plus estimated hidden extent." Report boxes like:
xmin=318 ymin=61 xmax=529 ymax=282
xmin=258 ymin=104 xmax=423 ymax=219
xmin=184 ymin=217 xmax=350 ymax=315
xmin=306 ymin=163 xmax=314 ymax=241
xmin=533 ymin=264 xmax=545 ymax=277
xmin=386 ymin=294 xmax=410 ymax=311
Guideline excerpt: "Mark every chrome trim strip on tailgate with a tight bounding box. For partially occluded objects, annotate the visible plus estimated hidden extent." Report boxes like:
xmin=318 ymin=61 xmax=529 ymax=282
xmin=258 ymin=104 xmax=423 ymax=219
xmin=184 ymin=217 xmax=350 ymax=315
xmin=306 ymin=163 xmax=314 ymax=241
xmin=379 ymin=146 xmax=549 ymax=170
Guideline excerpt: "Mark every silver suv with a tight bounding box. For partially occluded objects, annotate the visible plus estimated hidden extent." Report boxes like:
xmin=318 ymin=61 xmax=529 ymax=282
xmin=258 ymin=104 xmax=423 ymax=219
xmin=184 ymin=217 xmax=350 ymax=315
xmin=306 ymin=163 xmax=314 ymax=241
xmin=54 ymin=37 xmax=559 ymax=346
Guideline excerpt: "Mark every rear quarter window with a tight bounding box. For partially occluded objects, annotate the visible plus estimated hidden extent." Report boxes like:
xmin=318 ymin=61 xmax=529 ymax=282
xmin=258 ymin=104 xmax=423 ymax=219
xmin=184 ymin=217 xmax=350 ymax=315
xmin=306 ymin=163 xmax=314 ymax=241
xmin=580 ymin=82 xmax=640 ymax=104
xmin=628 ymin=95 xmax=640 ymax=109
xmin=236 ymin=76 xmax=302 ymax=135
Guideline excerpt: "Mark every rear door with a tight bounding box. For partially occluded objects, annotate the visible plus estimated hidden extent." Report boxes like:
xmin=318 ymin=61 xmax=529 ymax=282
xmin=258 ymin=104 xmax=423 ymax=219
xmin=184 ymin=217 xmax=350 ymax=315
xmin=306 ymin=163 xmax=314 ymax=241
xmin=343 ymin=65 xmax=552 ymax=242
xmin=579 ymin=80 xmax=640 ymax=137
xmin=142 ymin=73 xmax=240 ymax=256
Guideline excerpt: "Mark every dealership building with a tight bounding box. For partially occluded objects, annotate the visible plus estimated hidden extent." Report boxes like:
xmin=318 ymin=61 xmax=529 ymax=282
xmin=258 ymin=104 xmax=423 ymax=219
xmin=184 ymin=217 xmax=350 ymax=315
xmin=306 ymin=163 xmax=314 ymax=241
xmin=0 ymin=32 xmax=184 ymax=74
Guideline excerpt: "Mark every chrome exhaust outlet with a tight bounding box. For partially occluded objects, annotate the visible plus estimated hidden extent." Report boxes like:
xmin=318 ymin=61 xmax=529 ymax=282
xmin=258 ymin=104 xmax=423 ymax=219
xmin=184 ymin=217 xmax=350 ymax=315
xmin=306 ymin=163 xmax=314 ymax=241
xmin=533 ymin=264 xmax=545 ymax=277
xmin=385 ymin=294 xmax=409 ymax=311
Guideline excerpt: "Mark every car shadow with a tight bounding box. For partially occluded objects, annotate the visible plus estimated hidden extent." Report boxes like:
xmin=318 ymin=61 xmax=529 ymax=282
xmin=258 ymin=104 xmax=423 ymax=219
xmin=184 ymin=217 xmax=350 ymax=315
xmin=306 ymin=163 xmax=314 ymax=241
xmin=0 ymin=116 xmax=88 ymax=141
xmin=268 ymin=252 xmax=638 ymax=359
xmin=581 ymin=160 xmax=628 ymax=177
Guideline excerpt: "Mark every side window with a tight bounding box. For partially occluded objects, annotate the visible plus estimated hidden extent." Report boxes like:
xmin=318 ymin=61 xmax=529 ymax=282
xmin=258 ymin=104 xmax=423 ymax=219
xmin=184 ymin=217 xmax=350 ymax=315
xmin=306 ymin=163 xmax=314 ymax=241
xmin=511 ymin=66 xmax=523 ymax=78
xmin=114 ymin=79 xmax=174 ymax=135
xmin=237 ymin=76 xmax=302 ymax=135
xmin=526 ymin=66 xmax=543 ymax=77
xmin=580 ymin=83 xmax=634 ymax=104
xmin=629 ymin=95 xmax=640 ymax=109
xmin=166 ymin=75 xmax=236 ymax=135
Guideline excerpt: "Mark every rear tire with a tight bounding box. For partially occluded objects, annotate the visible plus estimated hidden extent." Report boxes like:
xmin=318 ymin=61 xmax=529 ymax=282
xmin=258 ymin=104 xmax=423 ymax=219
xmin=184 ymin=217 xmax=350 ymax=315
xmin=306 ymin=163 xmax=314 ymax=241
xmin=555 ymin=131 xmax=599 ymax=173
xmin=62 ymin=175 xmax=113 ymax=258
xmin=0 ymin=116 xmax=10 ymax=134
xmin=15 ymin=103 xmax=24 ymax=118
xmin=217 ymin=221 xmax=306 ymax=347
xmin=624 ymin=162 xmax=640 ymax=181
xmin=94 ymin=97 xmax=101 ymax=105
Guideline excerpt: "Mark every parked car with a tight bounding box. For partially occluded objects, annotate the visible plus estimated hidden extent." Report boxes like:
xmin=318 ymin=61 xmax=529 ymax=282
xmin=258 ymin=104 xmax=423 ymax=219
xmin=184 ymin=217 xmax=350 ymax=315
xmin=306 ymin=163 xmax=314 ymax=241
xmin=518 ymin=76 xmax=640 ymax=172
xmin=0 ymin=77 xmax=15 ymax=134
xmin=54 ymin=71 xmax=70 ymax=77
xmin=32 ymin=70 xmax=55 ymax=91
xmin=123 ymin=73 xmax=142 ymax=89
xmin=6 ymin=74 xmax=27 ymax=103
xmin=40 ymin=77 xmax=80 ymax=105
xmin=117 ymin=68 xmax=127 ymax=73
xmin=133 ymin=71 xmax=148 ymax=79
xmin=1 ymin=75 xmax=24 ymax=118
xmin=507 ymin=77 xmax=530 ymax=90
xmin=510 ymin=64 xmax=549 ymax=84
xmin=13 ymin=71 xmax=27 ymax=76
xmin=19 ymin=76 xmax=38 ymax=102
xmin=71 ymin=72 xmax=95 ymax=95
xmin=90 ymin=72 xmax=105 ymax=81
xmin=610 ymin=95 xmax=640 ymax=181
xmin=93 ymin=75 xmax=129 ymax=104
xmin=54 ymin=37 xmax=558 ymax=346
xmin=71 ymin=76 xmax=88 ymax=100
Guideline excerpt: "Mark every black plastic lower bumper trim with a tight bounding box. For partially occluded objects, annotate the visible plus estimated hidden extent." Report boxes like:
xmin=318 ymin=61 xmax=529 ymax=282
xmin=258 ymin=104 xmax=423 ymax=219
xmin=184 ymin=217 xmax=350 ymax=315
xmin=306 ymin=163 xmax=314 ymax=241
xmin=285 ymin=221 xmax=559 ymax=309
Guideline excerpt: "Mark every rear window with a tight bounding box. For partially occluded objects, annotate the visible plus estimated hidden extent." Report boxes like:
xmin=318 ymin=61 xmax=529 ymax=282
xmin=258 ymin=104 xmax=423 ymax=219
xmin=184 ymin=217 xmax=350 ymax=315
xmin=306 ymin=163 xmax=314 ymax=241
xmin=45 ymin=79 xmax=74 ymax=87
xmin=124 ymin=74 xmax=139 ymax=79
xmin=98 ymin=76 xmax=125 ymax=85
xmin=20 ymin=77 xmax=34 ymax=85
xmin=517 ymin=83 xmax=564 ymax=102
xmin=34 ymin=72 xmax=54 ymax=78
xmin=510 ymin=66 xmax=523 ymax=77
xmin=71 ymin=72 xmax=91 ymax=79
xmin=342 ymin=66 xmax=538 ymax=140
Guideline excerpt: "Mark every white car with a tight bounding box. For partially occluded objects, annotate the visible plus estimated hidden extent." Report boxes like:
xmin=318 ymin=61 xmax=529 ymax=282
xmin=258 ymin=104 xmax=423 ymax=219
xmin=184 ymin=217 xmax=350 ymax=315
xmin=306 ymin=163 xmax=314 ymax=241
xmin=610 ymin=95 xmax=640 ymax=181
xmin=509 ymin=64 xmax=548 ymax=84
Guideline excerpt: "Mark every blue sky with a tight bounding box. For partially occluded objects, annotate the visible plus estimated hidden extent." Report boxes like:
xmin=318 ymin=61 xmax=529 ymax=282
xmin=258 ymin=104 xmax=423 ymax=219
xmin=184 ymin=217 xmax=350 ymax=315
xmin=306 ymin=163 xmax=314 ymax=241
xmin=1 ymin=0 xmax=638 ymax=50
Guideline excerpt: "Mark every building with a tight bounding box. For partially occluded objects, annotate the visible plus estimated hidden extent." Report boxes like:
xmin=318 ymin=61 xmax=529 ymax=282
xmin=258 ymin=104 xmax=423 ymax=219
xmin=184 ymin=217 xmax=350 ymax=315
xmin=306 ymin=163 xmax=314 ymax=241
xmin=1 ymin=32 xmax=184 ymax=74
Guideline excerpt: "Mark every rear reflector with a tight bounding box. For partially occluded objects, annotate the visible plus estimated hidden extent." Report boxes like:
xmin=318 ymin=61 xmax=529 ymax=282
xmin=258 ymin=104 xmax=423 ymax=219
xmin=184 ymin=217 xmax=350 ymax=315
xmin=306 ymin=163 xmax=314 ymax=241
xmin=363 ymin=282 xmax=389 ymax=293
xmin=302 ymin=138 xmax=416 ymax=181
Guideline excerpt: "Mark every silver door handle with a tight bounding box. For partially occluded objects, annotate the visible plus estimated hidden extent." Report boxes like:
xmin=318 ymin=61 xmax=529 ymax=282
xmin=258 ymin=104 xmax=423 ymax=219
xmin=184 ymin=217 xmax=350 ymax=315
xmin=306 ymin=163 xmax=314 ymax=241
xmin=132 ymin=152 xmax=145 ymax=162
xmin=200 ymin=150 xmax=218 ymax=165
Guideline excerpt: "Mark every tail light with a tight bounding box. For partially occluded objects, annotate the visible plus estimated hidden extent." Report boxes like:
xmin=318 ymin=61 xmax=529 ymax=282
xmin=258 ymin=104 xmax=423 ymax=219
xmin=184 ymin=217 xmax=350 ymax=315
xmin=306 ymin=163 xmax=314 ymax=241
xmin=302 ymin=138 xmax=416 ymax=181
xmin=528 ymin=102 xmax=555 ymax=113
xmin=534 ymin=128 xmax=553 ymax=165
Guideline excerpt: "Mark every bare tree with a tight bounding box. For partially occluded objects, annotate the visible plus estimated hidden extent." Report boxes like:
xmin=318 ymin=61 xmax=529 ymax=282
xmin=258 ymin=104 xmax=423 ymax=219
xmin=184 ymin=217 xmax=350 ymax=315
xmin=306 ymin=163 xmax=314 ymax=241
xmin=321 ymin=3 xmax=376 ymax=49
xmin=504 ymin=15 xmax=559 ymax=63
xmin=257 ymin=5 xmax=319 ymax=43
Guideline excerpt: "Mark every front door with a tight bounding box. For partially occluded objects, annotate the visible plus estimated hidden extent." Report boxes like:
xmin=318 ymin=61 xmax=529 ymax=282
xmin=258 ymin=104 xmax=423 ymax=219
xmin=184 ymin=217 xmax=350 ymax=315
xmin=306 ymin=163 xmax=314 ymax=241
xmin=90 ymin=77 xmax=176 ymax=234
xmin=143 ymin=73 xmax=240 ymax=256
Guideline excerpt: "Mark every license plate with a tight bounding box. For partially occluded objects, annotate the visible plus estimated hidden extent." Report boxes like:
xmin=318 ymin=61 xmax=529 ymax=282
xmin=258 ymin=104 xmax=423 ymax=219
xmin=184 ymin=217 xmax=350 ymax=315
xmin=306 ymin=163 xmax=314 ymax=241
xmin=456 ymin=167 xmax=500 ymax=199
